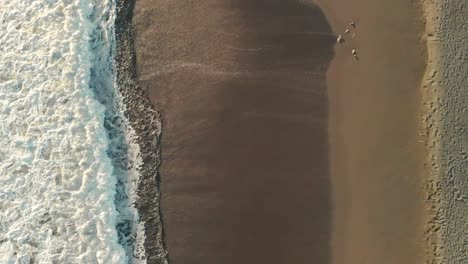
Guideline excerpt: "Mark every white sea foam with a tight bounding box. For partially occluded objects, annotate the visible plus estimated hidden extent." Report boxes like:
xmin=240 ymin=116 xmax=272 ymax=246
xmin=0 ymin=0 xmax=130 ymax=262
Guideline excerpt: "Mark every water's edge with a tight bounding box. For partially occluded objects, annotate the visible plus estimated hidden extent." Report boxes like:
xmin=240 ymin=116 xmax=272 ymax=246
xmin=114 ymin=0 xmax=169 ymax=263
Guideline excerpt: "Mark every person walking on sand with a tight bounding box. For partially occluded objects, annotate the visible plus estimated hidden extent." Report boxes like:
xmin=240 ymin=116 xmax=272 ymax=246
xmin=336 ymin=34 xmax=344 ymax=43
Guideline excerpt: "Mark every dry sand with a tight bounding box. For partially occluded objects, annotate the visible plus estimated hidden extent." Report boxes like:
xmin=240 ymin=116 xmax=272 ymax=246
xmin=420 ymin=1 xmax=468 ymax=263
xmin=314 ymin=0 xmax=428 ymax=263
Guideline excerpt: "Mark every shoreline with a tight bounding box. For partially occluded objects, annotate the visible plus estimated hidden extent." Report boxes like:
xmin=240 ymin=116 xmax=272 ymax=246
xmin=420 ymin=1 xmax=468 ymax=263
xmin=114 ymin=0 xmax=168 ymax=263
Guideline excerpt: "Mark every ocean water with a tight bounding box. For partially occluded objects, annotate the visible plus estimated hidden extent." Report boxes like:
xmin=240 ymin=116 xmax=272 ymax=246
xmin=0 ymin=0 xmax=143 ymax=263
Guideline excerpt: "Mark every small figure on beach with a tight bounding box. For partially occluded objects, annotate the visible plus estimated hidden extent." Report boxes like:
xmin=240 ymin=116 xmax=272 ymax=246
xmin=336 ymin=34 xmax=344 ymax=43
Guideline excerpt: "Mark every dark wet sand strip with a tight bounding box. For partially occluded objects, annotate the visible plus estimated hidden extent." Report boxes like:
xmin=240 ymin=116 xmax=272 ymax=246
xmin=133 ymin=0 xmax=334 ymax=263
xmin=115 ymin=0 xmax=167 ymax=262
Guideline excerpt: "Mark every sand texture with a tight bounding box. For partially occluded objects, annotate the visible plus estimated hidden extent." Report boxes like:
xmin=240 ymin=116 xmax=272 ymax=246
xmin=132 ymin=0 xmax=335 ymax=263
xmin=314 ymin=0 xmax=428 ymax=263
xmin=420 ymin=1 xmax=468 ymax=263
xmin=121 ymin=0 xmax=467 ymax=262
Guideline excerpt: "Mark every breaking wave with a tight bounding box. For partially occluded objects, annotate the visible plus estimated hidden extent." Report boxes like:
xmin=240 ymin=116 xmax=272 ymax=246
xmin=0 ymin=0 xmax=142 ymax=262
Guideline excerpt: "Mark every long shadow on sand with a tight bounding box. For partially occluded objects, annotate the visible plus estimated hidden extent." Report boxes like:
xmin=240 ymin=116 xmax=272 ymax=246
xmin=133 ymin=0 xmax=335 ymax=263
xmin=209 ymin=2 xmax=335 ymax=264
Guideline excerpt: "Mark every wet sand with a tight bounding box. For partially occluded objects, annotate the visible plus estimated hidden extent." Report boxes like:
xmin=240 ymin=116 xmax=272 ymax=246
xmin=315 ymin=0 xmax=427 ymax=263
xmin=130 ymin=0 xmax=430 ymax=263
xmin=133 ymin=0 xmax=334 ymax=263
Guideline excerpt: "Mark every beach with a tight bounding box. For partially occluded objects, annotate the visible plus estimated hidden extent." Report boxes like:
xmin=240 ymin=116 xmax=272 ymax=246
xmin=133 ymin=1 xmax=334 ymax=263
xmin=420 ymin=1 xmax=468 ymax=263
xmin=1 ymin=0 xmax=464 ymax=262
xmin=124 ymin=0 xmax=464 ymax=263
xmin=315 ymin=0 xmax=428 ymax=263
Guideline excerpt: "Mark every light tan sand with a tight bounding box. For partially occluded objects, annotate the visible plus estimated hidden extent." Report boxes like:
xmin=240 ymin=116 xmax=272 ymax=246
xmin=420 ymin=1 xmax=468 ymax=263
xmin=314 ymin=0 xmax=428 ymax=263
